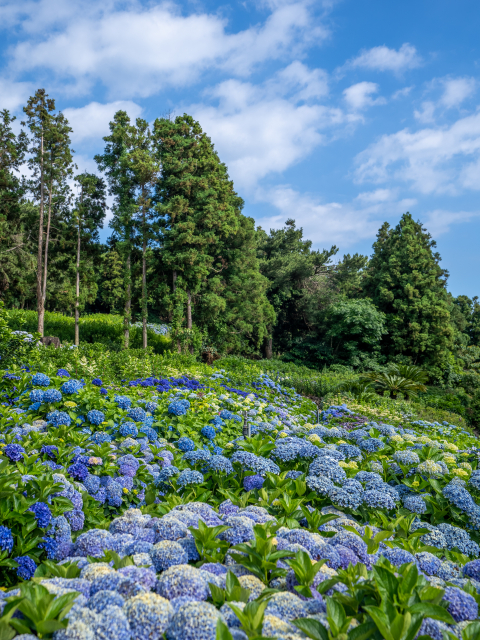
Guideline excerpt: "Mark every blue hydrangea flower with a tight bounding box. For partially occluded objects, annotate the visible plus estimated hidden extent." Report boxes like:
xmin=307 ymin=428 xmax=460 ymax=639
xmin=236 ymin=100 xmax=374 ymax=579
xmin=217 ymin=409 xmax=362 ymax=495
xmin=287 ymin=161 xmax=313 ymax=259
xmin=380 ymin=547 xmax=415 ymax=566
xmin=68 ymin=463 xmax=89 ymax=482
xmin=29 ymin=502 xmax=52 ymax=528
xmin=177 ymin=470 xmax=204 ymax=489
xmin=183 ymin=450 xmax=211 ymax=465
xmin=359 ymin=438 xmax=385 ymax=453
xmin=114 ymin=395 xmax=132 ymax=409
xmin=176 ymin=437 xmax=195 ymax=452
xmin=416 ymin=552 xmax=441 ymax=576
xmin=15 ymin=555 xmax=37 ymax=580
xmin=46 ymin=410 xmax=71 ymax=427
xmin=443 ymin=586 xmax=478 ymax=622
xmin=39 ymin=535 xmax=58 ymax=559
xmin=286 ymin=470 xmax=303 ymax=480
xmin=394 ymin=450 xmax=420 ymax=465
xmin=87 ymin=409 xmax=105 ymax=425
xmin=306 ymin=475 xmax=334 ymax=496
xmin=32 ymin=373 xmax=50 ymax=386
xmin=201 ymin=425 xmax=216 ymax=440
xmin=92 ymin=378 xmax=103 ymax=386
xmin=100 ymin=388 xmax=108 ymax=396
xmin=90 ymin=431 xmax=112 ymax=445
xmin=157 ymin=565 xmax=209 ymax=600
xmin=402 ymin=494 xmax=427 ymax=514
xmin=243 ymin=475 xmax=264 ymax=491
xmin=363 ymin=489 xmax=396 ymax=510
xmin=168 ymin=401 xmax=188 ymax=416
xmin=231 ymin=451 xmax=280 ymax=476
xmin=4 ymin=443 xmax=25 ymax=461
xmin=61 ymin=379 xmax=82 ymax=394
xmin=43 ymin=389 xmax=62 ymax=403
xmin=119 ymin=422 xmax=138 ymax=438
xmin=165 ymin=601 xmax=221 ymax=640
xmin=29 ymin=389 xmax=45 ymax=403
xmin=145 ymin=401 xmax=158 ymax=413
xmin=125 ymin=593 xmax=174 ymax=638
xmin=150 ymin=540 xmax=189 ymax=571
xmin=208 ymin=455 xmax=233 ymax=475
xmin=127 ymin=407 xmax=147 ymax=422
xmin=0 ymin=526 xmax=14 ymax=553
xmin=56 ymin=368 xmax=70 ymax=378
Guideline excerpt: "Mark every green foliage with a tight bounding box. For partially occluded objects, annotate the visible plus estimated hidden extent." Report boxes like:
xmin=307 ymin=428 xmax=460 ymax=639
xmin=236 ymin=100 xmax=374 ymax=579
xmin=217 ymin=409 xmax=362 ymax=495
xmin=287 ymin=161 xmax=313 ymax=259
xmin=209 ymin=570 xmax=251 ymax=607
xmin=4 ymin=582 xmax=79 ymax=638
xmin=363 ymin=213 xmax=455 ymax=373
xmin=229 ymin=521 xmax=292 ymax=584
xmin=188 ymin=519 xmax=230 ymax=563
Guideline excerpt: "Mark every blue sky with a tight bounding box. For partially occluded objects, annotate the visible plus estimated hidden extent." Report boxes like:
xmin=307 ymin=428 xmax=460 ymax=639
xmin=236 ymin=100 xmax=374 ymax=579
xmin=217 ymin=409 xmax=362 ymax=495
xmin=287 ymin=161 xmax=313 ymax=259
xmin=1 ymin=0 xmax=479 ymax=297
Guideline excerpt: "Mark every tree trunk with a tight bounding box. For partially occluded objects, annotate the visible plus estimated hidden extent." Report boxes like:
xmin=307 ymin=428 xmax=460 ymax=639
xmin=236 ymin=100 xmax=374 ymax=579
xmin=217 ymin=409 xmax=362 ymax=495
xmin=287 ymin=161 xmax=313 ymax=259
xmin=37 ymin=132 xmax=45 ymax=336
xmin=186 ymin=290 xmax=192 ymax=329
xmin=124 ymin=252 xmax=131 ymax=349
xmin=42 ymin=185 xmax=53 ymax=314
xmin=265 ymin=327 xmax=273 ymax=359
xmin=187 ymin=289 xmax=193 ymax=354
xmin=172 ymin=270 xmax=181 ymax=353
xmin=74 ymin=193 xmax=82 ymax=346
xmin=142 ymin=199 xmax=147 ymax=349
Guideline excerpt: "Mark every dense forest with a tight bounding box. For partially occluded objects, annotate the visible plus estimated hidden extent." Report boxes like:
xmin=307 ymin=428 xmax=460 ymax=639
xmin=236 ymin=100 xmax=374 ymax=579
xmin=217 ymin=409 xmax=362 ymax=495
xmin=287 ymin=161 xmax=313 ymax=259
xmin=1 ymin=90 xmax=479 ymax=392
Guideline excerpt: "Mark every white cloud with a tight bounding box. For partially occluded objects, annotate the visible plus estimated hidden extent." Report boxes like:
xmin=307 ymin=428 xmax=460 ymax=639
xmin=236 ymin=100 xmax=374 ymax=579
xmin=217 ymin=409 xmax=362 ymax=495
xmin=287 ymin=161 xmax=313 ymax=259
xmin=0 ymin=78 xmax=32 ymax=112
xmin=354 ymin=112 xmax=480 ymax=195
xmin=423 ymin=209 xmax=480 ymax=236
xmin=3 ymin=0 xmax=326 ymax=97
xmin=355 ymin=188 xmax=397 ymax=203
xmin=189 ymin=63 xmax=351 ymax=189
xmin=440 ymin=77 xmax=476 ymax=108
xmin=348 ymin=43 xmax=421 ymax=73
xmin=63 ymin=100 xmax=143 ymax=143
xmin=414 ymin=101 xmax=436 ymax=123
xmin=256 ymin=185 xmax=418 ymax=246
xmin=343 ymin=81 xmax=385 ymax=110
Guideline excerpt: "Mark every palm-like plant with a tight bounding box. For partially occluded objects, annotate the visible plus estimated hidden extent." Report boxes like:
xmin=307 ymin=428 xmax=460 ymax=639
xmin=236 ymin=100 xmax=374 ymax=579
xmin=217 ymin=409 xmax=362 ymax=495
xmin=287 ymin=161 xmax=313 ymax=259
xmin=360 ymin=366 xmax=428 ymax=399
xmin=336 ymin=379 xmax=378 ymax=402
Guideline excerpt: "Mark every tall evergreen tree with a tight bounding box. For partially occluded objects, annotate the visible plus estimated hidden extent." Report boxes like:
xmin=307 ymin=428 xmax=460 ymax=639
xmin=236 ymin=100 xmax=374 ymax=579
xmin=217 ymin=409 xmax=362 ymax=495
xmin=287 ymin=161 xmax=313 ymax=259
xmin=153 ymin=113 xmax=273 ymax=353
xmin=128 ymin=120 xmax=159 ymax=349
xmin=95 ymin=111 xmax=136 ymax=348
xmin=363 ymin=212 xmax=454 ymax=370
xmin=73 ymin=173 xmax=107 ymax=344
xmin=258 ymin=219 xmax=337 ymax=357
xmin=22 ymin=89 xmax=56 ymax=335
xmin=0 ymin=110 xmax=35 ymax=300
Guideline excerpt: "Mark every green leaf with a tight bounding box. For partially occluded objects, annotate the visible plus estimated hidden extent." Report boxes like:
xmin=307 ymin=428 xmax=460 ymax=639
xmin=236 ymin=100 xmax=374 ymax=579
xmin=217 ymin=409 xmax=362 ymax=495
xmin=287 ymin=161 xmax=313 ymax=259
xmin=216 ymin=618 xmax=234 ymax=640
xmin=292 ymin=618 xmax=329 ymax=640
xmin=409 ymin=603 xmax=455 ymax=625
xmin=363 ymin=606 xmax=395 ymax=640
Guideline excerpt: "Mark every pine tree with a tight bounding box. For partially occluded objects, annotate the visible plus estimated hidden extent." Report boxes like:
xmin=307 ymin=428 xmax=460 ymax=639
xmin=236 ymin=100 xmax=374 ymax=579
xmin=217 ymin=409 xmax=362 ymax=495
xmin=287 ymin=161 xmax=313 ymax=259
xmin=363 ymin=212 xmax=454 ymax=369
xmin=95 ymin=111 xmax=136 ymax=348
xmin=153 ymin=113 xmax=274 ymax=354
xmin=128 ymin=120 xmax=159 ymax=349
xmin=153 ymin=114 xmax=243 ymax=349
xmin=22 ymin=93 xmax=75 ymax=334
xmin=73 ymin=173 xmax=107 ymax=344
xmin=22 ymin=90 xmax=55 ymax=335
xmin=0 ymin=110 xmax=35 ymax=300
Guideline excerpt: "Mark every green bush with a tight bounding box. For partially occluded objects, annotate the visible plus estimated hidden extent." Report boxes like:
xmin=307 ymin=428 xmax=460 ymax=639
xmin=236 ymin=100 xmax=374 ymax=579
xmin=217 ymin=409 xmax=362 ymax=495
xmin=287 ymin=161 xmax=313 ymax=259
xmin=6 ymin=310 xmax=172 ymax=354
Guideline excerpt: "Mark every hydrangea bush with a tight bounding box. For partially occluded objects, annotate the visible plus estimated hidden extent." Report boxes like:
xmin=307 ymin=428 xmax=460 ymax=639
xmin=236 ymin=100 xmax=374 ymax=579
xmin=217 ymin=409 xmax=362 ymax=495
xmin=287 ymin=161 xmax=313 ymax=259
xmin=1 ymin=359 xmax=480 ymax=638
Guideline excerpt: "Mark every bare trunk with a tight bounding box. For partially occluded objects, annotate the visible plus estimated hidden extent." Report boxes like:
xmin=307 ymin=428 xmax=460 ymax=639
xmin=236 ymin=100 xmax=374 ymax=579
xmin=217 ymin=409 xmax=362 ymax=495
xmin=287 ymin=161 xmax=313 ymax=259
xmin=42 ymin=185 xmax=53 ymax=311
xmin=142 ymin=200 xmax=147 ymax=349
xmin=186 ymin=290 xmax=192 ymax=329
xmin=186 ymin=289 xmax=193 ymax=354
xmin=37 ymin=132 xmax=45 ymax=336
xmin=265 ymin=327 xmax=273 ymax=359
xmin=172 ymin=270 xmax=181 ymax=353
xmin=75 ymin=193 xmax=82 ymax=346
xmin=124 ymin=252 xmax=131 ymax=349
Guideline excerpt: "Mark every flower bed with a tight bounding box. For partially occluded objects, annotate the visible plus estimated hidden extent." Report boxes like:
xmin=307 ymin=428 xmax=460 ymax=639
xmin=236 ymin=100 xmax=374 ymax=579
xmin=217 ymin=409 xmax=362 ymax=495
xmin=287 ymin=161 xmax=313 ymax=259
xmin=1 ymin=364 xmax=480 ymax=639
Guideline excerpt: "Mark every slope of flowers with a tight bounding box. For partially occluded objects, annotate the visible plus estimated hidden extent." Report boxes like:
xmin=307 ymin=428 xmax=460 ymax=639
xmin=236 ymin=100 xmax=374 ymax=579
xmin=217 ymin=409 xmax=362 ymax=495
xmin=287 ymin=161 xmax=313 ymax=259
xmin=1 ymin=364 xmax=480 ymax=639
